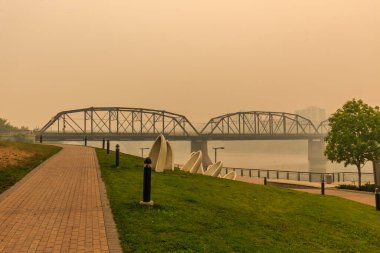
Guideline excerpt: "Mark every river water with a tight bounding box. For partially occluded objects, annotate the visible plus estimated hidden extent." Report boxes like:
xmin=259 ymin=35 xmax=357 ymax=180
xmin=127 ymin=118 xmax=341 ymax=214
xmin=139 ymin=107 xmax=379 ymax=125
xmin=69 ymin=140 xmax=373 ymax=174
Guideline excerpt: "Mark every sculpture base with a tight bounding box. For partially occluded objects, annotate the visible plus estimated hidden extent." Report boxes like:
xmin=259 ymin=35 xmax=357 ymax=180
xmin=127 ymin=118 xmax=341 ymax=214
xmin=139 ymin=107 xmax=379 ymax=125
xmin=140 ymin=200 xmax=154 ymax=206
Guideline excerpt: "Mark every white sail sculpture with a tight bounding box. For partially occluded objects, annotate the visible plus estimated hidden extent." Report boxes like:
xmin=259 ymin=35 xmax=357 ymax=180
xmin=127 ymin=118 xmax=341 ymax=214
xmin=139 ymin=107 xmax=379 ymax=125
xmin=148 ymin=135 xmax=174 ymax=172
xmin=182 ymin=151 xmax=204 ymax=175
xmin=204 ymin=161 xmax=223 ymax=177
xmin=223 ymin=171 xmax=237 ymax=180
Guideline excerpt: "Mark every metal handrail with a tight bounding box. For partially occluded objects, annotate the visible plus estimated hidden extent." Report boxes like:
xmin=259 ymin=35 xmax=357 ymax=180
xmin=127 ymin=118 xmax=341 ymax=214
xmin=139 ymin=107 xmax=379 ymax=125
xmin=174 ymin=164 xmax=374 ymax=183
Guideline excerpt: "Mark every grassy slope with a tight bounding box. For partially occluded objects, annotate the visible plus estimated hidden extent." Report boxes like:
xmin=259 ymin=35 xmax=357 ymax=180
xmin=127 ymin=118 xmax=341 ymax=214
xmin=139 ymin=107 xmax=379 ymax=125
xmin=97 ymin=149 xmax=380 ymax=253
xmin=0 ymin=142 xmax=61 ymax=193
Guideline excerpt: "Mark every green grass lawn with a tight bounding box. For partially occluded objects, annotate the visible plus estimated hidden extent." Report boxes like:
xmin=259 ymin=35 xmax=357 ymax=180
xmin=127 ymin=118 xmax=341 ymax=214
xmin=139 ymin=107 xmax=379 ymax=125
xmin=0 ymin=141 xmax=61 ymax=193
xmin=97 ymin=149 xmax=380 ymax=253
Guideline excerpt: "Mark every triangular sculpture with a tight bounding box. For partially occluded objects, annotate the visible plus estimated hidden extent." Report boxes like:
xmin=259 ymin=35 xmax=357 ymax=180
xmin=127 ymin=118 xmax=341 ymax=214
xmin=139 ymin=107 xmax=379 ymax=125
xmin=223 ymin=171 xmax=237 ymax=180
xmin=182 ymin=151 xmax=204 ymax=174
xmin=204 ymin=161 xmax=223 ymax=177
xmin=148 ymin=135 xmax=174 ymax=172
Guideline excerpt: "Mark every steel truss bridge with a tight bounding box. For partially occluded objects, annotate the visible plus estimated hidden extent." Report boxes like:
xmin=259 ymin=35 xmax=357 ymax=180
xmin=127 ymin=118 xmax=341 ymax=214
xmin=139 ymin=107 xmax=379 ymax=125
xmin=37 ymin=107 xmax=328 ymax=141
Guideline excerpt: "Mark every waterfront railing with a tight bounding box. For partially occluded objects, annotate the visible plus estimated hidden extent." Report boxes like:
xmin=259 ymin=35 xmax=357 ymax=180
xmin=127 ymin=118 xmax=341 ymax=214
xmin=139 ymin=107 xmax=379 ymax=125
xmin=174 ymin=164 xmax=374 ymax=184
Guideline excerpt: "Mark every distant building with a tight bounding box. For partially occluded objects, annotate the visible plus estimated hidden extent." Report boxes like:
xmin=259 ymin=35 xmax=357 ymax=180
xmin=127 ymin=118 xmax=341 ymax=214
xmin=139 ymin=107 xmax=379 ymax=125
xmin=295 ymin=106 xmax=326 ymax=126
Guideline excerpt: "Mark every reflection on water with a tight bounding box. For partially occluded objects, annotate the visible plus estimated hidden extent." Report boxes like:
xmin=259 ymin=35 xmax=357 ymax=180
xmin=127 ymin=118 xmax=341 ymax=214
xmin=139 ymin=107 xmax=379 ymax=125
xmin=66 ymin=140 xmax=373 ymax=173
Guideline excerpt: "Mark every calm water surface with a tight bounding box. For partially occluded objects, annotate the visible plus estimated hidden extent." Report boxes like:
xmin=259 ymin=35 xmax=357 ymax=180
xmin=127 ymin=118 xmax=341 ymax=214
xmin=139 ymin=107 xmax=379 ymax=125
xmin=67 ymin=140 xmax=373 ymax=174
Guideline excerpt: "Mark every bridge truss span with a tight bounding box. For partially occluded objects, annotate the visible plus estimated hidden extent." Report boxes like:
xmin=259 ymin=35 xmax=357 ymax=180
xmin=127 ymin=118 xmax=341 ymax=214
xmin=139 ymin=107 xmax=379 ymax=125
xmin=37 ymin=108 xmax=327 ymax=141
xmin=39 ymin=107 xmax=199 ymax=140
xmin=200 ymin=111 xmax=320 ymax=139
xmin=317 ymin=119 xmax=330 ymax=135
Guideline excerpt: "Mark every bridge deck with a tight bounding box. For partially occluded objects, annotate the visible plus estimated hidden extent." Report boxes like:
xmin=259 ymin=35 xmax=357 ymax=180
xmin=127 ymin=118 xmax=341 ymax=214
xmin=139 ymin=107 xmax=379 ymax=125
xmin=36 ymin=133 xmax=326 ymax=142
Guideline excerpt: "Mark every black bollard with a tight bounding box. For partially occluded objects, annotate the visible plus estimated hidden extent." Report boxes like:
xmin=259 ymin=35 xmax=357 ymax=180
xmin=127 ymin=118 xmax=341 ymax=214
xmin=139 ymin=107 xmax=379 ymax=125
xmin=107 ymin=140 xmax=110 ymax=154
xmin=115 ymin=144 xmax=120 ymax=167
xmin=376 ymin=188 xmax=380 ymax=211
xmin=84 ymin=136 xmax=87 ymax=146
xmin=264 ymin=177 xmax=267 ymax=186
xmin=39 ymin=135 xmax=43 ymax=143
xmin=140 ymin=157 xmax=154 ymax=206
xmin=321 ymin=179 xmax=325 ymax=195
xmin=102 ymin=138 xmax=105 ymax=149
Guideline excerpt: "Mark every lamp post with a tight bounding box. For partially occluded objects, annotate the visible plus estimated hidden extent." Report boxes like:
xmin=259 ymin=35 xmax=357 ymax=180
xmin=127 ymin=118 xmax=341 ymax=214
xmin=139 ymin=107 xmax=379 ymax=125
xmin=212 ymin=147 xmax=225 ymax=163
xmin=140 ymin=147 xmax=150 ymax=158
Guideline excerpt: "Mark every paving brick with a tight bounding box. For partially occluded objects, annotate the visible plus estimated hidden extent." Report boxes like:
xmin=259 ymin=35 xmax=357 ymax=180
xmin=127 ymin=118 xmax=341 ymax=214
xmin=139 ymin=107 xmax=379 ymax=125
xmin=0 ymin=145 xmax=122 ymax=253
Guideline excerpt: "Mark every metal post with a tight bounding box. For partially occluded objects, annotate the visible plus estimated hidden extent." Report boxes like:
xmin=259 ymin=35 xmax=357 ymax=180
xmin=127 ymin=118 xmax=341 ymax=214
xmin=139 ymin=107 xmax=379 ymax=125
xmin=258 ymin=170 xmax=261 ymax=178
xmin=376 ymin=188 xmax=380 ymax=211
xmin=107 ymin=140 xmax=110 ymax=154
xmin=39 ymin=135 xmax=43 ymax=143
xmin=297 ymin=172 xmax=300 ymax=181
xmin=84 ymin=136 xmax=87 ymax=146
xmin=115 ymin=144 xmax=120 ymax=167
xmin=140 ymin=147 xmax=149 ymax=158
xmin=277 ymin=171 xmax=279 ymax=179
xmin=102 ymin=138 xmax=105 ymax=149
xmin=140 ymin=157 xmax=154 ymax=206
xmin=321 ymin=179 xmax=325 ymax=195
xmin=212 ymin=147 xmax=224 ymax=163
xmin=249 ymin=170 xmax=252 ymax=178
xmin=287 ymin=172 xmax=289 ymax=180
xmin=267 ymin=170 xmax=269 ymax=179
xmin=264 ymin=177 xmax=267 ymax=185
xmin=309 ymin=173 xmax=312 ymax=182
xmin=240 ymin=169 xmax=243 ymax=177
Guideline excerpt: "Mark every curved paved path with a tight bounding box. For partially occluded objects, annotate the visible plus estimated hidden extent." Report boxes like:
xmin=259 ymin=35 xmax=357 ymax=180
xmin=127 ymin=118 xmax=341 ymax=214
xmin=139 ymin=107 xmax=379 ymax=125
xmin=0 ymin=145 xmax=122 ymax=253
xmin=237 ymin=176 xmax=376 ymax=207
xmin=294 ymin=188 xmax=376 ymax=207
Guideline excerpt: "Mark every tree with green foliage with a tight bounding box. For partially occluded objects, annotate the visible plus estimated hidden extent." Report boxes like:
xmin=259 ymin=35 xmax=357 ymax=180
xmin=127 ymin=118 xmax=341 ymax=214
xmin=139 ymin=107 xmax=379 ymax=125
xmin=0 ymin=118 xmax=18 ymax=132
xmin=0 ymin=118 xmax=29 ymax=132
xmin=325 ymin=99 xmax=380 ymax=187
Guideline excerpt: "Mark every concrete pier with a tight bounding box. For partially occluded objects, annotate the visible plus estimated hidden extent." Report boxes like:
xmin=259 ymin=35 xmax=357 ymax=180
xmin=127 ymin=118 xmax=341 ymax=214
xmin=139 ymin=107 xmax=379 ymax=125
xmin=308 ymin=139 xmax=326 ymax=162
xmin=374 ymin=161 xmax=380 ymax=186
xmin=190 ymin=140 xmax=213 ymax=167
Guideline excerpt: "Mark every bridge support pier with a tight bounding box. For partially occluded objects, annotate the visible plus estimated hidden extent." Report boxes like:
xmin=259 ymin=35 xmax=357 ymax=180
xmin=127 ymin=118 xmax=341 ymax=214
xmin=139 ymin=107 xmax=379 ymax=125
xmin=373 ymin=161 xmax=380 ymax=186
xmin=308 ymin=139 xmax=326 ymax=162
xmin=190 ymin=140 xmax=213 ymax=168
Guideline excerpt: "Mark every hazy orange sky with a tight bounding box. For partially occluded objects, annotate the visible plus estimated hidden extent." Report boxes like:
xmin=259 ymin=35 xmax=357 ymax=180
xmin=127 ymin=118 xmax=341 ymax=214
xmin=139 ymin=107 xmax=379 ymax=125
xmin=1 ymin=0 xmax=379 ymax=129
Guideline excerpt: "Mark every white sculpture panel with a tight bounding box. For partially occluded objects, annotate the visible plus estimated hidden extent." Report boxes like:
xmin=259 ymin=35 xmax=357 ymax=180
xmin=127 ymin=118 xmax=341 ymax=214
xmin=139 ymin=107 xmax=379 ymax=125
xmin=182 ymin=151 xmax=204 ymax=174
xmin=205 ymin=161 xmax=223 ymax=177
xmin=223 ymin=171 xmax=237 ymax=180
xmin=148 ymin=135 xmax=174 ymax=172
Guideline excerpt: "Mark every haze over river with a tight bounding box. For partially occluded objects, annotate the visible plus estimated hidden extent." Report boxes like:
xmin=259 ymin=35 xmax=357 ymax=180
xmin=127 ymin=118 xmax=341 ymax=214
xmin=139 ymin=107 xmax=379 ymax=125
xmin=68 ymin=140 xmax=373 ymax=174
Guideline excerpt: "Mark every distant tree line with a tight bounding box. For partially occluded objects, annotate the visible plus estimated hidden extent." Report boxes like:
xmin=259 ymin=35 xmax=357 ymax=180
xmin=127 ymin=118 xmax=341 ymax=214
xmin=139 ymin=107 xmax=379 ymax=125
xmin=0 ymin=118 xmax=31 ymax=142
xmin=0 ymin=118 xmax=28 ymax=132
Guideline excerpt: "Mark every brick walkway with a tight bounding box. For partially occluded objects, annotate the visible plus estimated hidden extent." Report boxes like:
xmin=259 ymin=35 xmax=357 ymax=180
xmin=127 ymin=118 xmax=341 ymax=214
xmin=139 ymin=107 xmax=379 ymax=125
xmin=0 ymin=145 xmax=122 ymax=253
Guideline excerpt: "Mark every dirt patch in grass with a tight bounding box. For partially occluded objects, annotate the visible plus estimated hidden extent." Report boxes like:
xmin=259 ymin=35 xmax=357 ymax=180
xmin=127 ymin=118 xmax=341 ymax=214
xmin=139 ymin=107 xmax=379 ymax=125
xmin=0 ymin=147 xmax=34 ymax=169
